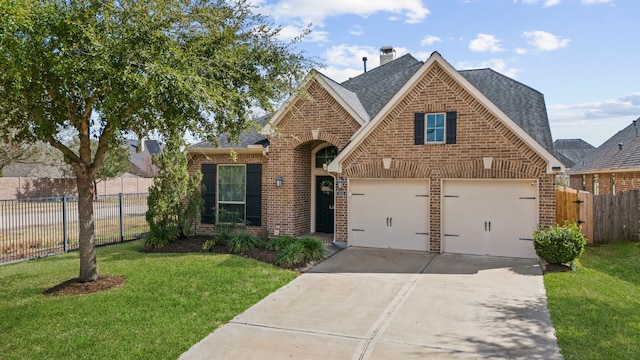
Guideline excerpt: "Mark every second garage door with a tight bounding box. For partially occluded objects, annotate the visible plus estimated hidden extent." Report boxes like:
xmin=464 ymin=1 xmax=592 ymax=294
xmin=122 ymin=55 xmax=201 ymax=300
xmin=442 ymin=179 xmax=538 ymax=259
xmin=349 ymin=179 xmax=430 ymax=251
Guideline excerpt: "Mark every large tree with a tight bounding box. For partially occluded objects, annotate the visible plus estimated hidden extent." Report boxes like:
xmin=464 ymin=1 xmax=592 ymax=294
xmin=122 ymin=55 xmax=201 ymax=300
xmin=0 ymin=0 xmax=313 ymax=282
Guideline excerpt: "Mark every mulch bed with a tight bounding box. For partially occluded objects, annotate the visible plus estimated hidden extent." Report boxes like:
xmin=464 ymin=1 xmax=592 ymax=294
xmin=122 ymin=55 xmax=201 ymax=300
xmin=43 ymin=236 xmax=284 ymax=296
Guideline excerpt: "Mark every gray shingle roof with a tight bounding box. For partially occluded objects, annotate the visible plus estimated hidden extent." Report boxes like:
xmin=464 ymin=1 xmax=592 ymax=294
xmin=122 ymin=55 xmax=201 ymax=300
xmin=340 ymin=54 xmax=423 ymax=119
xmin=553 ymin=139 xmax=595 ymax=167
xmin=191 ymin=54 xmax=556 ymax=156
xmin=190 ymin=116 xmax=269 ymax=149
xmin=569 ymin=120 xmax=640 ymax=173
xmin=459 ymin=68 xmax=555 ymax=156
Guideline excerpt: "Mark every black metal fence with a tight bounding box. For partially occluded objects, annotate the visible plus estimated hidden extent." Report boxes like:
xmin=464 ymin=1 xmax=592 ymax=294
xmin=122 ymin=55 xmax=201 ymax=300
xmin=1 ymin=193 xmax=149 ymax=265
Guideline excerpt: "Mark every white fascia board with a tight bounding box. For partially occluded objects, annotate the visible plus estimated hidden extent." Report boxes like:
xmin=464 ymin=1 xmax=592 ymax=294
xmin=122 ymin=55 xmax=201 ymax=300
xmin=329 ymin=52 xmax=564 ymax=174
xmin=186 ymin=147 xmax=266 ymax=156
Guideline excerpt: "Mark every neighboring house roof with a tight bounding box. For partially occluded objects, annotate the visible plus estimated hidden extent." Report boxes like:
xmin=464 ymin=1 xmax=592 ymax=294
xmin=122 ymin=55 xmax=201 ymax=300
xmin=568 ymin=120 xmax=640 ymax=174
xmin=190 ymin=115 xmax=270 ymax=150
xmin=124 ymin=139 xmax=162 ymax=155
xmin=553 ymin=139 xmax=595 ymax=168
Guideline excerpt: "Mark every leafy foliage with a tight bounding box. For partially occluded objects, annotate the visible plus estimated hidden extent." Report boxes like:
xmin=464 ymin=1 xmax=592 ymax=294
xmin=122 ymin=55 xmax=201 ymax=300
xmin=227 ymin=233 xmax=264 ymax=254
xmin=266 ymin=236 xmax=298 ymax=252
xmin=275 ymin=237 xmax=325 ymax=267
xmin=145 ymin=138 xmax=203 ymax=248
xmin=0 ymin=0 xmax=313 ymax=281
xmin=534 ymin=222 xmax=587 ymax=264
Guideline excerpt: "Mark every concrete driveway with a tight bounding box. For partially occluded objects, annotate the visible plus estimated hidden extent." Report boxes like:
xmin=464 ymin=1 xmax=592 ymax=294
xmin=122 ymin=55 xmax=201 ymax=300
xmin=180 ymin=248 xmax=561 ymax=359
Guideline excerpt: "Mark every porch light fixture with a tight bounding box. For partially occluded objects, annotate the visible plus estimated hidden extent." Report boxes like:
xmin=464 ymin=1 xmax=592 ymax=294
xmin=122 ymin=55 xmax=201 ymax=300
xmin=276 ymin=176 xmax=283 ymax=188
xmin=336 ymin=177 xmax=344 ymax=189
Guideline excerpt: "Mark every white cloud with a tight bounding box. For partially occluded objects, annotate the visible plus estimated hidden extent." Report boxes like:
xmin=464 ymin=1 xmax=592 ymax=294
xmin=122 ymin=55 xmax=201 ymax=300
xmin=322 ymin=44 xmax=378 ymax=68
xmin=581 ymin=0 xmax=613 ymax=4
xmin=349 ymin=25 xmax=364 ymax=36
xmin=278 ymin=24 xmax=329 ymax=42
xmin=456 ymin=59 xmax=522 ymax=78
xmin=515 ymin=48 xmax=528 ymax=55
xmin=549 ymin=93 xmax=640 ymax=120
xmin=319 ymin=66 xmax=365 ymax=83
xmin=421 ymin=35 xmax=442 ymax=46
xmin=469 ymin=34 xmax=504 ymax=53
xmin=548 ymin=93 xmax=639 ymax=146
xmin=519 ymin=0 xmax=563 ymax=7
xmin=523 ymin=30 xmax=570 ymax=51
xmin=259 ymin=0 xmax=430 ymax=25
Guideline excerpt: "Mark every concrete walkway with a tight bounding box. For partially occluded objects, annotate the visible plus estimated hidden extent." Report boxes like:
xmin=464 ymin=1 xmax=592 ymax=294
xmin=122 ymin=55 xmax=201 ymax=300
xmin=180 ymin=248 xmax=562 ymax=359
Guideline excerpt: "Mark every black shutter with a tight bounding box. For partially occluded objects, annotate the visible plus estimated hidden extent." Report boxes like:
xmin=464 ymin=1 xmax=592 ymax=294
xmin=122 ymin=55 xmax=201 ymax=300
xmin=414 ymin=112 xmax=425 ymax=145
xmin=201 ymin=164 xmax=216 ymax=224
xmin=446 ymin=111 xmax=457 ymax=144
xmin=245 ymin=164 xmax=262 ymax=226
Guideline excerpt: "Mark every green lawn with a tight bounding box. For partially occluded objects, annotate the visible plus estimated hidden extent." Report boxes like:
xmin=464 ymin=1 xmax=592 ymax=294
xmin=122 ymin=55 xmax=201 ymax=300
xmin=0 ymin=240 xmax=297 ymax=360
xmin=544 ymin=242 xmax=640 ymax=360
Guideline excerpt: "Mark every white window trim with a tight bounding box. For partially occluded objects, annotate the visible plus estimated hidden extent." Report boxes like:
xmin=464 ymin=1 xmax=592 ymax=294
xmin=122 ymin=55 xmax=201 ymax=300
xmin=217 ymin=164 xmax=247 ymax=223
xmin=426 ymin=112 xmax=446 ymax=144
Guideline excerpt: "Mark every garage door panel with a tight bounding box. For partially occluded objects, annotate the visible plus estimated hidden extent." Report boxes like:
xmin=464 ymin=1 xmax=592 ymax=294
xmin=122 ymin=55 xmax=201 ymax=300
xmin=443 ymin=180 xmax=538 ymax=259
xmin=349 ymin=180 xmax=429 ymax=251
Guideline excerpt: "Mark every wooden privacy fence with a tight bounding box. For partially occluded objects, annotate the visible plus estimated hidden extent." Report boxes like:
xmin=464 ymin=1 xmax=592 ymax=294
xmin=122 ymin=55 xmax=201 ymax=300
xmin=556 ymin=187 xmax=639 ymax=243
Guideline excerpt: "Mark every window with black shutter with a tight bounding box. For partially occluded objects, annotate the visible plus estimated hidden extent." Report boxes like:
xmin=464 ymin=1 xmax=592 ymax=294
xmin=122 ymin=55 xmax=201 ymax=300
xmin=201 ymin=164 xmax=217 ymax=224
xmin=414 ymin=111 xmax=457 ymax=145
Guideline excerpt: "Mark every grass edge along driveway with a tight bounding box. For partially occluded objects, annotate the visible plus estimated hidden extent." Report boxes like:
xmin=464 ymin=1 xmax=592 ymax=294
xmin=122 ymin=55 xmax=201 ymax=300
xmin=544 ymin=241 xmax=640 ymax=360
xmin=0 ymin=239 xmax=297 ymax=360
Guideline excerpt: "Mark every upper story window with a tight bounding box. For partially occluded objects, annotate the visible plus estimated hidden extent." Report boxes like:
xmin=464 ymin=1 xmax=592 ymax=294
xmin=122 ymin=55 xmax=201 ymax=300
xmin=315 ymin=146 xmax=338 ymax=168
xmin=426 ymin=113 xmax=445 ymax=143
xmin=414 ymin=111 xmax=457 ymax=145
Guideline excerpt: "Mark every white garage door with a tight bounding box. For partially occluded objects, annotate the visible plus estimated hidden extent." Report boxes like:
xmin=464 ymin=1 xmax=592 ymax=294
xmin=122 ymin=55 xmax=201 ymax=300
xmin=349 ymin=180 xmax=429 ymax=251
xmin=442 ymin=180 xmax=538 ymax=259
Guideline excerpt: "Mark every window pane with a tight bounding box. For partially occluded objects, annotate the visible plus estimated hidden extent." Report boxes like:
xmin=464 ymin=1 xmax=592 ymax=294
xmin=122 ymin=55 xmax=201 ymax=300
xmin=427 ymin=114 xmax=437 ymax=128
xmin=219 ymin=203 xmax=245 ymax=223
xmin=426 ymin=113 xmax=445 ymax=143
xmin=315 ymin=146 xmax=338 ymax=168
xmin=435 ymin=113 xmax=445 ymax=127
xmin=219 ymin=166 xmax=245 ymax=202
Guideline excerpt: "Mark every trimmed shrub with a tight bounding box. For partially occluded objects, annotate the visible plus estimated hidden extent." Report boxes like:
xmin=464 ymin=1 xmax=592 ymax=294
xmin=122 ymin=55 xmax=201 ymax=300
xmin=534 ymin=222 xmax=587 ymax=264
xmin=227 ymin=233 xmax=264 ymax=254
xmin=275 ymin=237 xmax=325 ymax=267
xmin=275 ymin=241 xmax=307 ymax=267
xmin=266 ymin=236 xmax=297 ymax=252
xmin=297 ymin=237 xmax=325 ymax=261
xmin=144 ymin=226 xmax=180 ymax=249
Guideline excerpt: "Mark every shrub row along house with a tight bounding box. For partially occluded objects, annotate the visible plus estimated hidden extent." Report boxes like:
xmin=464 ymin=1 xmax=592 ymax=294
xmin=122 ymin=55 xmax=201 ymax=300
xmin=187 ymin=50 xmax=564 ymax=259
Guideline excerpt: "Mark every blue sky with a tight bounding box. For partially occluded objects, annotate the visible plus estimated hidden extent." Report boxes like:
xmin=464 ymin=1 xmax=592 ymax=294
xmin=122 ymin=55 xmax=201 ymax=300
xmin=253 ymin=0 xmax=640 ymax=147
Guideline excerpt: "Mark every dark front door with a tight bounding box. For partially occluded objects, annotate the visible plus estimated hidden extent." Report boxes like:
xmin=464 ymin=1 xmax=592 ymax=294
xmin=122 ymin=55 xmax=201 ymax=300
xmin=316 ymin=176 xmax=335 ymax=233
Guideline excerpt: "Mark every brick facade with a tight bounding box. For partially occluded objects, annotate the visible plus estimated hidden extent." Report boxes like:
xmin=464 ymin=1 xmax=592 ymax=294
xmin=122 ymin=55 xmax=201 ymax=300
xmin=338 ymin=62 xmax=554 ymax=251
xmin=188 ymin=60 xmax=557 ymax=254
xmin=570 ymin=172 xmax=640 ymax=195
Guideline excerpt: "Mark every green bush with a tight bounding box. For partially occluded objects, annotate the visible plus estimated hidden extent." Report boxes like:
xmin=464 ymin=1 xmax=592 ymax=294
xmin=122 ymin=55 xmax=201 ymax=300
xmin=227 ymin=233 xmax=264 ymax=254
xmin=266 ymin=236 xmax=297 ymax=251
xmin=534 ymin=222 xmax=587 ymax=264
xmin=144 ymin=226 xmax=180 ymax=249
xmin=275 ymin=237 xmax=325 ymax=267
xmin=275 ymin=241 xmax=307 ymax=267
xmin=297 ymin=237 xmax=325 ymax=261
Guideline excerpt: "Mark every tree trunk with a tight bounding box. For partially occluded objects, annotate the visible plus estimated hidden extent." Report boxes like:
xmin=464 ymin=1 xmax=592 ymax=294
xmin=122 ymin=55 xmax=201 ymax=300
xmin=76 ymin=172 xmax=98 ymax=282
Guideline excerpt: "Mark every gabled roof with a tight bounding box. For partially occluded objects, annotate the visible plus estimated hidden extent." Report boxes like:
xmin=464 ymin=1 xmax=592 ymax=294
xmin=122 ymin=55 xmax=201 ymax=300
xmin=341 ymin=54 xmax=423 ymax=119
xmin=569 ymin=120 xmax=640 ymax=174
xmin=459 ymin=69 xmax=555 ymax=155
xmin=553 ymin=139 xmax=595 ymax=168
xmin=328 ymin=52 xmax=563 ymax=174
